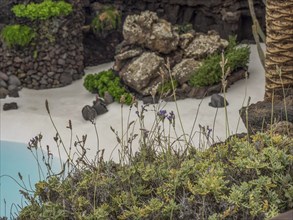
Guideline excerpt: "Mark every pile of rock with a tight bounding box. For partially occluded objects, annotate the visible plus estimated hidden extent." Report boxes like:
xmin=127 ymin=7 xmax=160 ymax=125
xmin=114 ymin=11 xmax=246 ymax=102
xmin=82 ymin=95 xmax=112 ymax=121
xmin=0 ymin=71 xmax=21 ymax=99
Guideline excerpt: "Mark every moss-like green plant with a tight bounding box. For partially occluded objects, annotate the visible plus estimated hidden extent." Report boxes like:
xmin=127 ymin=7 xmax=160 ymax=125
xmin=0 ymin=24 xmax=35 ymax=47
xmin=188 ymin=36 xmax=250 ymax=87
xmin=83 ymin=69 xmax=133 ymax=105
xmin=12 ymin=0 xmax=72 ymax=20
xmin=91 ymin=6 xmax=121 ymax=35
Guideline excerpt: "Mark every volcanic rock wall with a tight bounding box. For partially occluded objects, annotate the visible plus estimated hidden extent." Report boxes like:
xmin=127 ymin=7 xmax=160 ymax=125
xmin=0 ymin=0 xmax=85 ymax=90
xmin=123 ymin=0 xmax=266 ymax=40
xmin=83 ymin=0 xmax=265 ymax=66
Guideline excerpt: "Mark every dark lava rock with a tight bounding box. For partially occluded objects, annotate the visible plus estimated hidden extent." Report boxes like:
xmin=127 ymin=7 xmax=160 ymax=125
xmin=8 ymin=89 xmax=19 ymax=97
xmin=209 ymin=94 xmax=229 ymax=108
xmin=8 ymin=75 xmax=21 ymax=86
xmin=0 ymin=79 xmax=7 ymax=88
xmin=0 ymin=87 xmax=9 ymax=99
xmin=82 ymin=105 xmax=96 ymax=121
xmin=60 ymin=73 xmax=73 ymax=85
xmin=0 ymin=71 xmax=9 ymax=81
xmin=92 ymin=99 xmax=108 ymax=115
xmin=104 ymin=92 xmax=114 ymax=105
xmin=3 ymin=102 xmax=18 ymax=111
xmin=239 ymin=96 xmax=293 ymax=134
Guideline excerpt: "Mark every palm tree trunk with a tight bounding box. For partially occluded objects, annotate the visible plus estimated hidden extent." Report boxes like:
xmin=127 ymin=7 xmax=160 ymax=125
xmin=265 ymin=0 xmax=293 ymax=99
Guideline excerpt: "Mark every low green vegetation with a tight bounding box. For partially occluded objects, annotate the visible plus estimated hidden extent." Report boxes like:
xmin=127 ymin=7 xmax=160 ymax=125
xmin=17 ymin=131 xmax=293 ymax=219
xmin=0 ymin=24 xmax=35 ymax=47
xmin=12 ymin=0 xmax=73 ymax=20
xmin=91 ymin=6 xmax=121 ymax=35
xmin=84 ymin=69 xmax=133 ymax=105
xmin=188 ymin=36 xmax=250 ymax=87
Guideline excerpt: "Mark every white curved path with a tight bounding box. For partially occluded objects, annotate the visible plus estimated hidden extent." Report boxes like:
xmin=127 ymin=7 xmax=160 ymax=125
xmin=0 ymin=45 xmax=265 ymax=162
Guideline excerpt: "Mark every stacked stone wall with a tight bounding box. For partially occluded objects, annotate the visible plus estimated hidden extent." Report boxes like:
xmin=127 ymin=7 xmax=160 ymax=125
xmin=0 ymin=0 xmax=85 ymax=90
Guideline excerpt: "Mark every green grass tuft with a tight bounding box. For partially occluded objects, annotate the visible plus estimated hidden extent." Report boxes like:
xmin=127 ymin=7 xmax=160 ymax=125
xmin=1 ymin=24 xmax=35 ymax=47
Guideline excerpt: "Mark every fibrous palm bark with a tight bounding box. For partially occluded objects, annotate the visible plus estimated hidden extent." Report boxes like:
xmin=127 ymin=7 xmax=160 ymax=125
xmin=265 ymin=0 xmax=293 ymax=99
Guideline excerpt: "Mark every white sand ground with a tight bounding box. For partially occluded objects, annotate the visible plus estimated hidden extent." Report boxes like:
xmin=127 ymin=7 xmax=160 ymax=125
xmin=0 ymin=45 xmax=265 ymax=162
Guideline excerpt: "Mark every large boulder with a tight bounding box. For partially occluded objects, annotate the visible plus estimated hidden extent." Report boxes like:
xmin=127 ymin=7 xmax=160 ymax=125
xmin=120 ymin=52 xmax=167 ymax=96
xmin=179 ymin=32 xmax=195 ymax=50
xmin=114 ymin=47 xmax=143 ymax=72
xmin=115 ymin=11 xmax=245 ymax=101
xmin=123 ymin=11 xmax=179 ymax=54
xmin=239 ymin=96 xmax=293 ymax=134
xmin=184 ymin=31 xmax=229 ymax=59
xmin=171 ymin=58 xmax=201 ymax=84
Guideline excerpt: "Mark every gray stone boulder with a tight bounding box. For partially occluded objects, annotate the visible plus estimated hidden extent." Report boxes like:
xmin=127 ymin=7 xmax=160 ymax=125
xmin=184 ymin=31 xmax=229 ymax=59
xmin=82 ymin=105 xmax=96 ymax=122
xmin=209 ymin=94 xmax=229 ymax=108
xmin=8 ymin=75 xmax=21 ymax=87
xmin=179 ymin=32 xmax=195 ymax=49
xmin=0 ymin=87 xmax=9 ymax=99
xmin=171 ymin=58 xmax=201 ymax=85
xmin=8 ymin=84 xmax=19 ymax=97
xmin=0 ymin=71 xmax=8 ymax=81
xmin=115 ymin=48 xmax=143 ymax=61
xmin=0 ymin=73 xmax=22 ymax=99
xmin=60 ymin=73 xmax=73 ymax=85
xmin=0 ymin=79 xmax=7 ymax=88
xmin=123 ymin=11 xmax=179 ymax=54
xmin=120 ymin=52 xmax=167 ymax=96
xmin=92 ymin=98 xmax=108 ymax=115
xmin=3 ymin=102 xmax=18 ymax=111
xmin=104 ymin=91 xmax=114 ymax=105
xmin=114 ymin=47 xmax=143 ymax=72
xmin=239 ymin=96 xmax=293 ymax=134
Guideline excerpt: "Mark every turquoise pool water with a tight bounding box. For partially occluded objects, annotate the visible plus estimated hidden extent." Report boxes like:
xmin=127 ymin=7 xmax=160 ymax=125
xmin=0 ymin=140 xmax=59 ymax=218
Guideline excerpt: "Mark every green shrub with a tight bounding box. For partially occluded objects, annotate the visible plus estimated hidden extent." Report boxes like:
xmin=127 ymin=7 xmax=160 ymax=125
xmin=91 ymin=6 xmax=121 ymax=35
xmin=18 ymin=132 xmax=293 ymax=219
xmin=12 ymin=0 xmax=73 ymax=20
xmin=83 ymin=69 xmax=133 ymax=105
xmin=0 ymin=24 xmax=35 ymax=47
xmin=188 ymin=36 xmax=250 ymax=87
